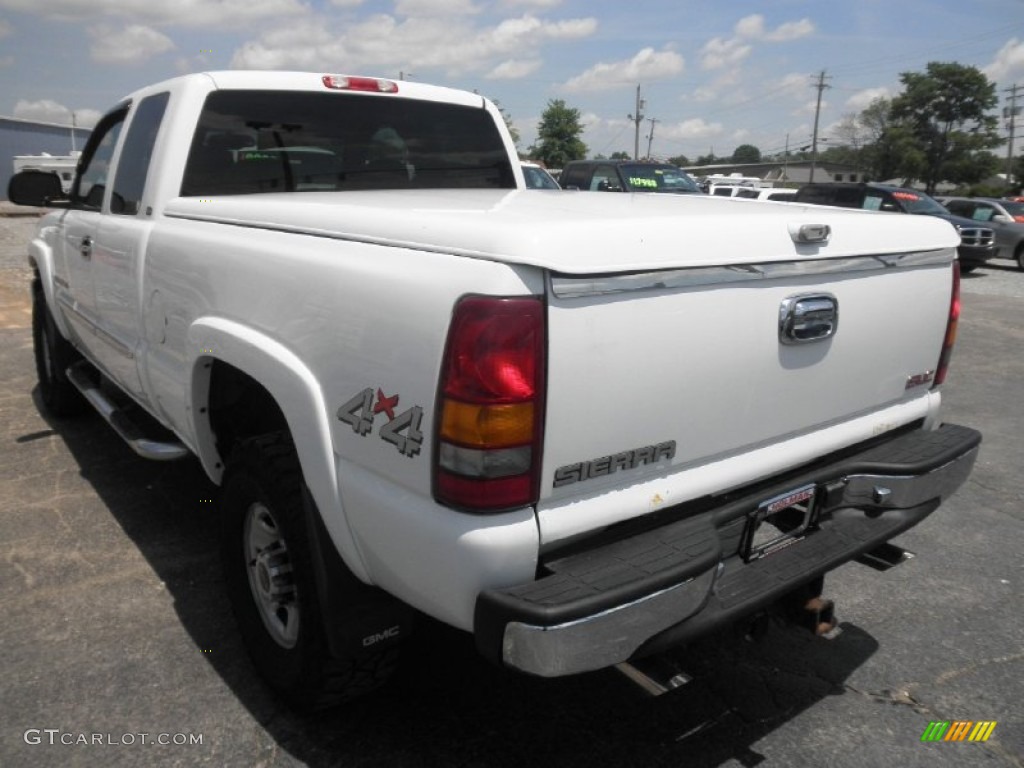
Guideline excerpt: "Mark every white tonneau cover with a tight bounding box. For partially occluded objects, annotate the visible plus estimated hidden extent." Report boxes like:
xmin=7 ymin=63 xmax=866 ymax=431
xmin=164 ymin=190 xmax=958 ymax=274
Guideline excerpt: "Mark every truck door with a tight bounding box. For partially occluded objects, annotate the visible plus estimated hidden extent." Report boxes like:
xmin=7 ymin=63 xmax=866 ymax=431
xmin=56 ymin=106 xmax=128 ymax=373
xmin=91 ymin=92 xmax=170 ymax=397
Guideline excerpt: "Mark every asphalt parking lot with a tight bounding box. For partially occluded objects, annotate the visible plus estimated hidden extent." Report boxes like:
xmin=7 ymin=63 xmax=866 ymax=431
xmin=0 ymin=212 xmax=1021 ymax=768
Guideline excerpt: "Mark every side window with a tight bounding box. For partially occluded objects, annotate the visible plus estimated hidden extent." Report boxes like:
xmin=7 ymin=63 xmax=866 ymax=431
xmin=560 ymin=167 xmax=588 ymax=189
xmin=112 ymin=92 xmax=170 ymax=215
xmin=591 ymin=165 xmax=619 ymax=191
xmin=971 ymin=205 xmax=994 ymax=222
xmin=945 ymin=200 xmax=970 ymax=217
xmin=72 ymin=107 xmax=128 ymax=211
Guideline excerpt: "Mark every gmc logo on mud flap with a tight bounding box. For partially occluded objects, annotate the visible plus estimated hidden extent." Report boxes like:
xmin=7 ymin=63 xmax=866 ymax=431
xmin=362 ymin=625 xmax=401 ymax=647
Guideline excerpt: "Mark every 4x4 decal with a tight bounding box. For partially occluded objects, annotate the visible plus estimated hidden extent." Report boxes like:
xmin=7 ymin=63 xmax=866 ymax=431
xmin=337 ymin=387 xmax=424 ymax=457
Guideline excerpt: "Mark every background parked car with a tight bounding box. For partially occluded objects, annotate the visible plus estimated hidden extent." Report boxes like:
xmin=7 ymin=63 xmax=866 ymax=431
xmin=793 ymin=183 xmax=996 ymax=272
xmin=560 ymin=160 xmax=701 ymax=194
xmin=521 ymin=162 xmax=560 ymax=190
xmin=940 ymin=197 xmax=1024 ymax=270
xmin=733 ymin=187 xmax=797 ymax=202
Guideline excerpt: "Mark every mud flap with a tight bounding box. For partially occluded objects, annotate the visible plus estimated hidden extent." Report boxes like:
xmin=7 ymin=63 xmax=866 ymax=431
xmin=301 ymin=485 xmax=415 ymax=658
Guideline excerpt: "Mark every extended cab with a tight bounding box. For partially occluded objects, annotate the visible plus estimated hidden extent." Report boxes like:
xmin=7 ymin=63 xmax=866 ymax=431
xmin=9 ymin=72 xmax=980 ymax=708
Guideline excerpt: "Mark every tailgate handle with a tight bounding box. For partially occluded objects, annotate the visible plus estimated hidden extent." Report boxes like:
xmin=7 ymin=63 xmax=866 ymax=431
xmin=779 ymin=294 xmax=838 ymax=345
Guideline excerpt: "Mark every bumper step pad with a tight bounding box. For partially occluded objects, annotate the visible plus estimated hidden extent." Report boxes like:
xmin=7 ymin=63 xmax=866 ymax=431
xmin=475 ymin=423 xmax=981 ymax=675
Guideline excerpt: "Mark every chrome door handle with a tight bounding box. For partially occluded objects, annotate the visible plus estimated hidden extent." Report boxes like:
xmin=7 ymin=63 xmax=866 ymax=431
xmin=80 ymin=235 xmax=92 ymax=259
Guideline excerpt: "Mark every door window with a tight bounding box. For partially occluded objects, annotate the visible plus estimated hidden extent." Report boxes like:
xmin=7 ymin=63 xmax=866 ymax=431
xmin=112 ymin=92 xmax=170 ymax=215
xmin=72 ymin=105 xmax=128 ymax=211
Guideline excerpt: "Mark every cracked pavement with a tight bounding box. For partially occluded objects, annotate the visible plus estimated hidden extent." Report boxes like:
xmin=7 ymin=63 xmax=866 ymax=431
xmin=0 ymin=212 xmax=1021 ymax=767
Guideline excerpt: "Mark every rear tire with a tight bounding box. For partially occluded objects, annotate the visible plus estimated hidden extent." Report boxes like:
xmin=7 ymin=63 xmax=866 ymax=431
xmin=1015 ymin=244 xmax=1024 ymax=271
xmin=221 ymin=432 xmax=400 ymax=709
xmin=31 ymin=282 xmax=84 ymax=417
xmin=959 ymin=264 xmax=976 ymax=274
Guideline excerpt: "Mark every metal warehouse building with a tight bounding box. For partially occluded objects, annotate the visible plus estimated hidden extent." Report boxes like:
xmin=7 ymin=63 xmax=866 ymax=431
xmin=1 ymin=116 xmax=91 ymax=198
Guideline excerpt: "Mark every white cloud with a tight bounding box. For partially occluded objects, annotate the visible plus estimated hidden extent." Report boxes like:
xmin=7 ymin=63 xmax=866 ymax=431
xmin=89 ymin=24 xmax=175 ymax=63
xmin=700 ymin=36 xmax=751 ymax=71
xmin=845 ymin=86 xmax=891 ymax=111
xmin=395 ymin=0 xmax=479 ymax=16
xmin=230 ymin=12 xmax=595 ymax=77
xmin=661 ymin=117 xmax=723 ymax=141
xmin=734 ymin=14 xmax=814 ymax=42
xmin=0 ymin=18 xmax=12 ymax=37
xmin=562 ymin=47 xmax=684 ymax=92
xmin=0 ymin=0 xmax=308 ymax=27
xmin=702 ymin=15 xmax=814 ymax=71
xmin=487 ymin=58 xmax=541 ymax=79
xmin=499 ymin=0 xmax=561 ymax=8
xmin=984 ymin=38 xmax=1024 ymax=83
xmin=794 ymin=98 xmax=826 ymax=117
xmin=14 ymin=99 xmax=101 ymax=128
xmin=329 ymin=0 xmax=363 ymax=6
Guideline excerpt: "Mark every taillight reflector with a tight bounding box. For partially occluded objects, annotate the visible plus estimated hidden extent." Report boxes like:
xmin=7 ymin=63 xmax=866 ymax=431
xmin=933 ymin=261 xmax=960 ymax=387
xmin=322 ymin=75 xmax=399 ymax=93
xmin=435 ymin=296 xmax=545 ymax=512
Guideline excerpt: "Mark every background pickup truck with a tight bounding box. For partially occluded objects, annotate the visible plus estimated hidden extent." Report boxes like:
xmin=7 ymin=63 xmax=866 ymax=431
xmin=9 ymin=71 xmax=980 ymax=710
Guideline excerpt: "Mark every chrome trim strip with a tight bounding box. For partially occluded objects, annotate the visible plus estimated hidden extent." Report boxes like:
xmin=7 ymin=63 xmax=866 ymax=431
xmin=56 ymin=294 xmax=135 ymax=359
xmin=53 ymin=274 xmax=70 ymax=290
xmin=550 ymin=249 xmax=955 ymax=298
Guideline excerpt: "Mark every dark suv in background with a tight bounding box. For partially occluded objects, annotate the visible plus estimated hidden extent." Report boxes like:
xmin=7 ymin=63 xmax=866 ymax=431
xmin=560 ymin=161 xmax=701 ymax=195
xmin=793 ymin=183 xmax=995 ymax=272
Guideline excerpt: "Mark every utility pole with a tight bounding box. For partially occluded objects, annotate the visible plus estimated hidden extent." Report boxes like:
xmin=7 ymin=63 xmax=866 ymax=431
xmin=783 ymin=133 xmax=789 ymax=181
xmin=1004 ymin=83 xmax=1023 ymax=189
xmin=627 ymin=85 xmax=645 ymax=161
xmin=645 ymin=117 xmax=658 ymax=159
xmin=809 ymin=70 xmax=831 ymax=183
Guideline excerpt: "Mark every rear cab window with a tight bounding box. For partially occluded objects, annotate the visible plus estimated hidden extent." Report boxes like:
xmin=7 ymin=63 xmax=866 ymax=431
xmin=181 ymin=90 xmax=515 ymax=196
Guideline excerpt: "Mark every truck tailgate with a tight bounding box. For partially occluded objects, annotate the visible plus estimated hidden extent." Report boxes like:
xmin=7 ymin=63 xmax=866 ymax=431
xmin=538 ymin=250 xmax=956 ymax=544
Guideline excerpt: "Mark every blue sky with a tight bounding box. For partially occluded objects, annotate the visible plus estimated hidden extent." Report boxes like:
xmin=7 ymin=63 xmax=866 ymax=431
xmin=1 ymin=0 xmax=1023 ymax=161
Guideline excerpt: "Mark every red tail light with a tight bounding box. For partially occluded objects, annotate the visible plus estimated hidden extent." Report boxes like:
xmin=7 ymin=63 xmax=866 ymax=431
xmin=434 ymin=296 xmax=545 ymax=512
xmin=933 ymin=261 xmax=960 ymax=387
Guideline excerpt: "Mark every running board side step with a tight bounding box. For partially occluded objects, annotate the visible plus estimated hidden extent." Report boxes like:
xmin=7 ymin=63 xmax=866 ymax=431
xmin=65 ymin=361 xmax=189 ymax=461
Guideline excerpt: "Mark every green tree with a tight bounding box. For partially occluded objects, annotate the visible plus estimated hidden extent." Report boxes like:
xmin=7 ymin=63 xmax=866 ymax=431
xmin=731 ymin=144 xmax=761 ymax=163
xmin=694 ymin=153 xmax=719 ymax=166
xmin=610 ymin=151 xmax=631 ymax=160
xmin=857 ymin=97 xmax=923 ymax=182
xmin=528 ymin=99 xmax=587 ymax=168
xmin=890 ymin=62 xmax=1001 ymax=193
xmin=668 ymin=154 xmax=690 ymax=166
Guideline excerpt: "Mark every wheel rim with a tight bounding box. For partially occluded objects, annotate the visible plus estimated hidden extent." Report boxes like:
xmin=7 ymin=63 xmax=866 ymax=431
xmin=243 ymin=502 xmax=300 ymax=649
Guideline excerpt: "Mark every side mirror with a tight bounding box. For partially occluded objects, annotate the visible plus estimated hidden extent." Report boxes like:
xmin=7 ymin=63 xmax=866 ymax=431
xmin=991 ymin=213 xmax=1014 ymax=224
xmin=7 ymin=170 xmax=69 ymax=207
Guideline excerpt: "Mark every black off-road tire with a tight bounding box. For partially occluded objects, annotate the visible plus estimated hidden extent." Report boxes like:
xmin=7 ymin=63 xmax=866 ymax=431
xmin=1015 ymin=243 xmax=1024 ymax=272
xmin=221 ymin=432 xmax=400 ymax=710
xmin=31 ymin=281 xmax=85 ymax=417
xmin=959 ymin=263 xmax=976 ymax=274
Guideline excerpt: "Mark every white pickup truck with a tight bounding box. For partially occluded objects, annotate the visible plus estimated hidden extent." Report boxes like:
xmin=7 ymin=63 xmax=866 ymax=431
xmin=9 ymin=71 xmax=980 ymax=709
